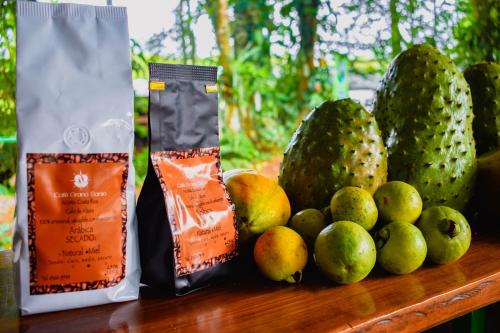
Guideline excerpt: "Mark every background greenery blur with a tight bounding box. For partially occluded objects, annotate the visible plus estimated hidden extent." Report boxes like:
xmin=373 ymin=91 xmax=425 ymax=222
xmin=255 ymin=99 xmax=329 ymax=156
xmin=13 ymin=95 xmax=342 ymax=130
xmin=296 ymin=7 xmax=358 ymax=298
xmin=0 ymin=0 xmax=499 ymax=249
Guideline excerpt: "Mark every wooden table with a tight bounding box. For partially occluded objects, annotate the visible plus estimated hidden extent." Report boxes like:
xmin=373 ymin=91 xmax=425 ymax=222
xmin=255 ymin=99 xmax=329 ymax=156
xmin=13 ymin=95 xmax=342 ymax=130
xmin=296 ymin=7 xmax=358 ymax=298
xmin=2 ymin=230 xmax=500 ymax=333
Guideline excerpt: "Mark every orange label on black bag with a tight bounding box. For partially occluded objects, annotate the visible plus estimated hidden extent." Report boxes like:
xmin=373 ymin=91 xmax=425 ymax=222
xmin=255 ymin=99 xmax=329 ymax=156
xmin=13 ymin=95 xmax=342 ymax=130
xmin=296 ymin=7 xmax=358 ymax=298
xmin=27 ymin=153 xmax=128 ymax=295
xmin=151 ymin=147 xmax=238 ymax=276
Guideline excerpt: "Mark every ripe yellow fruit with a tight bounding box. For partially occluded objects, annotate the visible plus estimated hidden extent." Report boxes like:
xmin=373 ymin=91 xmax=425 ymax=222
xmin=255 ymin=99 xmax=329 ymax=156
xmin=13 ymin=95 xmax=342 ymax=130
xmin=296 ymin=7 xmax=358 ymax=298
xmin=224 ymin=169 xmax=291 ymax=245
xmin=254 ymin=226 xmax=308 ymax=283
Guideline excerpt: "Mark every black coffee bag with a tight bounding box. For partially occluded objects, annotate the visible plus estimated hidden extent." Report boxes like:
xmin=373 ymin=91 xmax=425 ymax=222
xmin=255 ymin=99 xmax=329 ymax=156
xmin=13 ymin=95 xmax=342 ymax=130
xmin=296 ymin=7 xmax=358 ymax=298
xmin=137 ymin=64 xmax=238 ymax=295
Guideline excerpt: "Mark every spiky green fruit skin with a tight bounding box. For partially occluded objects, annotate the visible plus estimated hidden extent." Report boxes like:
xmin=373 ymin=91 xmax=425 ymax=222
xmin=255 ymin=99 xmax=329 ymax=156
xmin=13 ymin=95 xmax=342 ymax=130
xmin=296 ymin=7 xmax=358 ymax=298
xmin=464 ymin=62 xmax=500 ymax=155
xmin=279 ymin=99 xmax=387 ymax=213
xmin=373 ymin=44 xmax=476 ymax=211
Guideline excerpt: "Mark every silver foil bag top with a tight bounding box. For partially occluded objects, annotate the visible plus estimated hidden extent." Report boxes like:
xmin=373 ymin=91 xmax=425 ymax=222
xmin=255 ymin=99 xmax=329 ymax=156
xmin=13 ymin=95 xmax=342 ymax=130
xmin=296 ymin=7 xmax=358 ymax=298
xmin=14 ymin=1 xmax=140 ymax=315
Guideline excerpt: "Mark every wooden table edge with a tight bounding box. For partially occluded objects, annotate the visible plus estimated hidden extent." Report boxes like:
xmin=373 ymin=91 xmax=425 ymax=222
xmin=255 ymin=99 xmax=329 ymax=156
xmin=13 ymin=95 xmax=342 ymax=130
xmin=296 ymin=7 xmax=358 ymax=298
xmin=347 ymin=270 xmax=500 ymax=333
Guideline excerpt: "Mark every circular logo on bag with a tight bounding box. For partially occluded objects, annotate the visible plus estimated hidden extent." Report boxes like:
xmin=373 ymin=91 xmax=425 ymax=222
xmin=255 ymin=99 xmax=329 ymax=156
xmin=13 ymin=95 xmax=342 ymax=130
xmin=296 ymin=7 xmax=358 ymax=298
xmin=73 ymin=171 xmax=89 ymax=189
xmin=64 ymin=126 xmax=91 ymax=148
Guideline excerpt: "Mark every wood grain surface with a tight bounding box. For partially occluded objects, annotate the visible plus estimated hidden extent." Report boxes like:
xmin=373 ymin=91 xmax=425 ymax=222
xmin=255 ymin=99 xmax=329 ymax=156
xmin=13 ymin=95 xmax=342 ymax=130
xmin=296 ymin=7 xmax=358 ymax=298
xmin=2 ymin=230 xmax=500 ymax=333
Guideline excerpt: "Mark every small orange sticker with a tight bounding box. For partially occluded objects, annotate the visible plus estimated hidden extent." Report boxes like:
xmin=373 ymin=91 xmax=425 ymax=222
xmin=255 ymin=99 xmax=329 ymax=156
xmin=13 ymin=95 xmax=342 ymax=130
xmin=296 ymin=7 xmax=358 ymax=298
xmin=205 ymin=84 xmax=218 ymax=93
xmin=149 ymin=81 xmax=166 ymax=90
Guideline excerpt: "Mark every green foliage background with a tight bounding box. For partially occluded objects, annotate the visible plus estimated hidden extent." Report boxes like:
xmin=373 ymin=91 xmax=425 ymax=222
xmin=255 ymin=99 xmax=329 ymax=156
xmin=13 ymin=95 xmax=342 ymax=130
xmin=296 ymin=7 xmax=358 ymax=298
xmin=0 ymin=1 xmax=16 ymax=194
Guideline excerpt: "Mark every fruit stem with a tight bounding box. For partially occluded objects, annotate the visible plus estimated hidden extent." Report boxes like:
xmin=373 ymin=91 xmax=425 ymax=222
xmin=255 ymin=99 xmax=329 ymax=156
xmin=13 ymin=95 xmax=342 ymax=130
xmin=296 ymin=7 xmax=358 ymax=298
xmin=375 ymin=228 xmax=390 ymax=249
xmin=285 ymin=271 xmax=303 ymax=283
xmin=438 ymin=219 xmax=461 ymax=238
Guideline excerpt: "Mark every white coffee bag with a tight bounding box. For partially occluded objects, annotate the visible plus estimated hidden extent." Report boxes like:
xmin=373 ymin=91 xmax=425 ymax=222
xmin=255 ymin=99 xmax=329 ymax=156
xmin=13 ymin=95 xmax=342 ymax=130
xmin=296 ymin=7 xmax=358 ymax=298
xmin=14 ymin=1 xmax=140 ymax=315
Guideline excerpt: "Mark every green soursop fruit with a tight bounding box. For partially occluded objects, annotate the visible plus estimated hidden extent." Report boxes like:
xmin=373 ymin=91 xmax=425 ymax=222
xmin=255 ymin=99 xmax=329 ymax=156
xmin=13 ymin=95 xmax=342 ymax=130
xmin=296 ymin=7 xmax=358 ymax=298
xmin=464 ymin=62 xmax=500 ymax=155
xmin=279 ymin=99 xmax=387 ymax=213
xmin=373 ymin=44 xmax=476 ymax=211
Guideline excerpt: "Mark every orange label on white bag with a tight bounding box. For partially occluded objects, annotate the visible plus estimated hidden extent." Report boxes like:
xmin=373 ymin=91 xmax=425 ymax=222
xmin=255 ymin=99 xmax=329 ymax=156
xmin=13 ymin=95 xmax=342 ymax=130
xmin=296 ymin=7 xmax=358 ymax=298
xmin=27 ymin=153 xmax=128 ymax=294
xmin=151 ymin=147 xmax=237 ymax=276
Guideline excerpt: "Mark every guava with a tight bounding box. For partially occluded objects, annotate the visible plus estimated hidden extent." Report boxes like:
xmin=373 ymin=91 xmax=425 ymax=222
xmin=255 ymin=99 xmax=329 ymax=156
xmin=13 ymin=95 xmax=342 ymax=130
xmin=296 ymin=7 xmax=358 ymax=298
xmin=330 ymin=186 xmax=378 ymax=231
xmin=253 ymin=226 xmax=308 ymax=283
xmin=375 ymin=222 xmax=427 ymax=274
xmin=314 ymin=221 xmax=376 ymax=284
xmin=224 ymin=169 xmax=291 ymax=245
xmin=288 ymin=208 xmax=328 ymax=248
xmin=416 ymin=206 xmax=471 ymax=264
xmin=373 ymin=181 xmax=422 ymax=224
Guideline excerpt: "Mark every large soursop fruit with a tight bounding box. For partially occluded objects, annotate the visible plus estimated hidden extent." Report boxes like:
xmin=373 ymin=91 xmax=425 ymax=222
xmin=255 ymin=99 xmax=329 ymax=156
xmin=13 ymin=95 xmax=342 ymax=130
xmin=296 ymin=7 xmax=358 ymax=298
xmin=279 ymin=99 xmax=387 ymax=213
xmin=464 ymin=62 xmax=500 ymax=155
xmin=373 ymin=44 xmax=476 ymax=211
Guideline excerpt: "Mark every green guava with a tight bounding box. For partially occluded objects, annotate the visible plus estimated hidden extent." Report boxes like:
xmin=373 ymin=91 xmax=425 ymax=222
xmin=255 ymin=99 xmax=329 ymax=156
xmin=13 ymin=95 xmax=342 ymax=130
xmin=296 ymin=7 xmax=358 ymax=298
xmin=375 ymin=222 xmax=427 ymax=274
xmin=314 ymin=221 xmax=376 ymax=284
xmin=288 ymin=208 xmax=328 ymax=248
xmin=416 ymin=206 xmax=471 ymax=264
xmin=329 ymin=186 xmax=378 ymax=231
xmin=373 ymin=181 xmax=423 ymax=224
